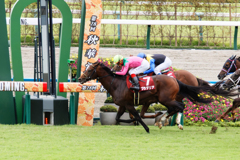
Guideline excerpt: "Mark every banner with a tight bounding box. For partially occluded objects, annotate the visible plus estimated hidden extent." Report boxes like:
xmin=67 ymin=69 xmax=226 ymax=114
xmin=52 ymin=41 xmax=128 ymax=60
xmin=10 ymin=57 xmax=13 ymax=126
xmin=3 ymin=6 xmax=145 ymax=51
xmin=0 ymin=82 xmax=47 ymax=92
xmin=78 ymin=0 xmax=102 ymax=126
xmin=59 ymin=82 xmax=106 ymax=93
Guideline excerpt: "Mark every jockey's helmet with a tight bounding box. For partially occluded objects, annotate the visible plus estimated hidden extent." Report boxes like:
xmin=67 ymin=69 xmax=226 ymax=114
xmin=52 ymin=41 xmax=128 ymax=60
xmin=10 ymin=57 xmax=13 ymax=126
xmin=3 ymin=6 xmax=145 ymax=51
xmin=137 ymin=52 xmax=146 ymax=59
xmin=113 ymin=55 xmax=123 ymax=64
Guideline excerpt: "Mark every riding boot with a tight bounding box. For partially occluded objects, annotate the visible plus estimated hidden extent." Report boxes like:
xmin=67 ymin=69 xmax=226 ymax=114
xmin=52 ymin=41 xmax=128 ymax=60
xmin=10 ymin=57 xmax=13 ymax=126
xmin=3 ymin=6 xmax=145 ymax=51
xmin=130 ymin=76 xmax=140 ymax=90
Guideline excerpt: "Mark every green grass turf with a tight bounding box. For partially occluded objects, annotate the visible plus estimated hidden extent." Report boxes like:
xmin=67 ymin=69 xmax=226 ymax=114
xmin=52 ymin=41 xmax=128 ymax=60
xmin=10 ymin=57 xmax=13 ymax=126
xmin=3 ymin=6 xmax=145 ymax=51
xmin=0 ymin=124 xmax=239 ymax=160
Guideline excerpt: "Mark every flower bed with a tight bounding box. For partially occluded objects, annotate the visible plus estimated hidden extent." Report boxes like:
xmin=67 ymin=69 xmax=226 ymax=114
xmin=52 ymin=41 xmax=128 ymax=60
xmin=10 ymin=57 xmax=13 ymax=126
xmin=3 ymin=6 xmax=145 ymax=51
xmin=183 ymin=93 xmax=240 ymax=123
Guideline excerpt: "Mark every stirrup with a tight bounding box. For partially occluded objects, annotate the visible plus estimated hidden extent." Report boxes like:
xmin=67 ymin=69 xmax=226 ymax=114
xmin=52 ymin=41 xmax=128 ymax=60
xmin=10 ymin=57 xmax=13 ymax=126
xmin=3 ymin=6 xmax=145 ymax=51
xmin=130 ymin=84 xmax=140 ymax=90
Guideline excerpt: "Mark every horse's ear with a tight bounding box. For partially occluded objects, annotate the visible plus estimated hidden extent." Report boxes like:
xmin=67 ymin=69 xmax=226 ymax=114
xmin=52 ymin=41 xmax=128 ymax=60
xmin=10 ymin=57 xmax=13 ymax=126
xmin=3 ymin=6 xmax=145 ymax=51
xmin=229 ymin=55 xmax=236 ymax=60
xmin=234 ymin=55 xmax=237 ymax=59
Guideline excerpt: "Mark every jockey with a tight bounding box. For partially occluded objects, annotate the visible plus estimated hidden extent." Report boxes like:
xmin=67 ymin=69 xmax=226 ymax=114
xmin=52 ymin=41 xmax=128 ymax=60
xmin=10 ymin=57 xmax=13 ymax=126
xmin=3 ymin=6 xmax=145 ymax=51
xmin=137 ymin=53 xmax=172 ymax=75
xmin=113 ymin=55 xmax=150 ymax=90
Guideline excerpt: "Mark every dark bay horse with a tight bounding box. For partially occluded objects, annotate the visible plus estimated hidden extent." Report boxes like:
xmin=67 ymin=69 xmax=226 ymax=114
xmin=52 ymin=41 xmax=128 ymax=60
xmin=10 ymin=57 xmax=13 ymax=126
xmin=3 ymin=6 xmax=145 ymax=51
xmin=217 ymin=55 xmax=240 ymax=80
xmin=112 ymin=65 xmax=231 ymax=128
xmin=79 ymin=61 xmax=224 ymax=133
xmin=215 ymin=69 xmax=240 ymax=122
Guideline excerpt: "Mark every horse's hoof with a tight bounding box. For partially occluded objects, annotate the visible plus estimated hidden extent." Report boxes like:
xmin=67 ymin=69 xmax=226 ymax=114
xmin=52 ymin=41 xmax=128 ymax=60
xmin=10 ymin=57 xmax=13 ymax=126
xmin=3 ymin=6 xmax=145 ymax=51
xmin=233 ymin=118 xmax=237 ymax=122
xmin=145 ymin=128 xmax=150 ymax=133
xmin=164 ymin=121 xmax=169 ymax=126
xmin=158 ymin=123 xmax=162 ymax=129
xmin=178 ymin=124 xmax=183 ymax=130
xmin=210 ymin=126 xmax=218 ymax=134
xmin=214 ymin=120 xmax=219 ymax=123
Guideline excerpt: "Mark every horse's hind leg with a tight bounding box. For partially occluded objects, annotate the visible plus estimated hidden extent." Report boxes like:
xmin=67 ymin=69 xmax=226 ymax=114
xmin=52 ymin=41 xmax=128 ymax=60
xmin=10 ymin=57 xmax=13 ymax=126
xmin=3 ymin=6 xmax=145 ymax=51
xmin=164 ymin=101 xmax=184 ymax=130
xmin=154 ymin=112 xmax=167 ymax=129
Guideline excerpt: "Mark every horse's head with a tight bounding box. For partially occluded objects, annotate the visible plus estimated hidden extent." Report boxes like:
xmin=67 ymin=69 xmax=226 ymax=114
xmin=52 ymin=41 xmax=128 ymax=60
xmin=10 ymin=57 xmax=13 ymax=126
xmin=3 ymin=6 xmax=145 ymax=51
xmin=222 ymin=69 xmax=240 ymax=90
xmin=217 ymin=55 xmax=237 ymax=80
xmin=78 ymin=61 xmax=100 ymax=84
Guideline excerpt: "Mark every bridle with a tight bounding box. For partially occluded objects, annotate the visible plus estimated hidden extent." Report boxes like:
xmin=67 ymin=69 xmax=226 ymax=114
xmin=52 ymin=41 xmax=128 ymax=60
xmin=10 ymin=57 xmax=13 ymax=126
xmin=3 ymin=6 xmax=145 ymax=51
xmin=82 ymin=62 xmax=115 ymax=92
xmin=221 ymin=56 xmax=237 ymax=76
xmin=82 ymin=63 xmax=98 ymax=81
xmin=225 ymin=73 xmax=240 ymax=90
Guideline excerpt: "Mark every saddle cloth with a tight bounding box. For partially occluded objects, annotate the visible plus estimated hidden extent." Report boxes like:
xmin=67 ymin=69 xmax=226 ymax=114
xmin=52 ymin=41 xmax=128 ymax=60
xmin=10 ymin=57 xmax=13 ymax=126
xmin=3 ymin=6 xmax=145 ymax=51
xmin=126 ymin=75 xmax=155 ymax=92
xmin=163 ymin=71 xmax=176 ymax=78
xmin=162 ymin=68 xmax=176 ymax=78
xmin=147 ymin=68 xmax=176 ymax=78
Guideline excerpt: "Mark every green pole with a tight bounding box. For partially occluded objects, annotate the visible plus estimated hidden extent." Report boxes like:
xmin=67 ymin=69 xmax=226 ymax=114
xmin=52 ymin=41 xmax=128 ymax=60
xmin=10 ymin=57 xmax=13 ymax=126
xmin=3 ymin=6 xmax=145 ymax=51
xmin=25 ymin=93 xmax=31 ymax=124
xmin=70 ymin=93 xmax=75 ymax=124
xmin=146 ymin=25 xmax=151 ymax=49
xmin=75 ymin=0 xmax=86 ymax=123
xmin=170 ymin=113 xmax=184 ymax=126
xmin=234 ymin=26 xmax=238 ymax=50
xmin=0 ymin=0 xmax=16 ymax=124
xmin=68 ymin=59 xmax=75 ymax=124
xmin=170 ymin=114 xmax=177 ymax=126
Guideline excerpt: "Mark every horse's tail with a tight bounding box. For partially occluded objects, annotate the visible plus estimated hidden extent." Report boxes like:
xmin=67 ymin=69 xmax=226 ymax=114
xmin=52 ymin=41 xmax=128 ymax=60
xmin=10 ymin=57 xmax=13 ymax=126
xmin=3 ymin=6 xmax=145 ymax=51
xmin=177 ymin=79 xmax=213 ymax=104
xmin=197 ymin=78 xmax=238 ymax=97
xmin=197 ymin=78 xmax=211 ymax=87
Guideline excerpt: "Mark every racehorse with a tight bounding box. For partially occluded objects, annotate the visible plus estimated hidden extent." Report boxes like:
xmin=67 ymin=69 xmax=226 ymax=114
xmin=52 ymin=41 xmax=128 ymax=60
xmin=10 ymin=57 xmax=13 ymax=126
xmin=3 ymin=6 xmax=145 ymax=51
xmin=112 ymin=64 xmax=231 ymax=128
xmin=217 ymin=55 xmax=240 ymax=80
xmin=215 ymin=69 xmax=240 ymax=122
xmin=78 ymin=61 xmax=226 ymax=133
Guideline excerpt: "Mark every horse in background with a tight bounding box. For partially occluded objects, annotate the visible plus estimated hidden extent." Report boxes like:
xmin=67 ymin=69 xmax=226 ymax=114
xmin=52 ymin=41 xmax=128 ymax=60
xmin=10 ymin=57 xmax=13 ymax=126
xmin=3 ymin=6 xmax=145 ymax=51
xmin=215 ymin=69 xmax=240 ymax=122
xmin=217 ymin=55 xmax=240 ymax=80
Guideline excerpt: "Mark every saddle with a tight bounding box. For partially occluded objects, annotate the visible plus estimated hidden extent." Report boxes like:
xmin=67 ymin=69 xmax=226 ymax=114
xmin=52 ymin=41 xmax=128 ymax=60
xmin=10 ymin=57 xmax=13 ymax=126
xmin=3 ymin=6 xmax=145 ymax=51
xmin=126 ymin=68 xmax=176 ymax=105
xmin=147 ymin=68 xmax=176 ymax=78
xmin=127 ymin=75 xmax=155 ymax=105
xmin=126 ymin=75 xmax=155 ymax=93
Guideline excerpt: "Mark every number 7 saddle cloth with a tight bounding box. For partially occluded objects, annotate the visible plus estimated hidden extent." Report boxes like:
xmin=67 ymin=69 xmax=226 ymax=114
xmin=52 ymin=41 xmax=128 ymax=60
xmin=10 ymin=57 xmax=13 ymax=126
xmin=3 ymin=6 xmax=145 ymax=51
xmin=126 ymin=75 xmax=155 ymax=92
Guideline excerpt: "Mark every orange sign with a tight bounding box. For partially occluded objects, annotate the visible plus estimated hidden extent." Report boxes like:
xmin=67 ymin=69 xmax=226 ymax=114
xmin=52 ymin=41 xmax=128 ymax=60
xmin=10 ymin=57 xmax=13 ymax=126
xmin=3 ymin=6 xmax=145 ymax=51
xmin=0 ymin=81 xmax=47 ymax=92
xmin=59 ymin=82 xmax=106 ymax=93
xmin=78 ymin=0 xmax=102 ymax=126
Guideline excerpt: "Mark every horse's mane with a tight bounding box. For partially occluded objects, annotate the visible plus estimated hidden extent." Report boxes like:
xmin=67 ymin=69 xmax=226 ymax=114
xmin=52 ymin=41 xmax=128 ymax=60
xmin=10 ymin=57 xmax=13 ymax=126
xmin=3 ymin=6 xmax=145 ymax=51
xmin=236 ymin=56 xmax=240 ymax=61
xmin=99 ymin=62 xmax=127 ymax=80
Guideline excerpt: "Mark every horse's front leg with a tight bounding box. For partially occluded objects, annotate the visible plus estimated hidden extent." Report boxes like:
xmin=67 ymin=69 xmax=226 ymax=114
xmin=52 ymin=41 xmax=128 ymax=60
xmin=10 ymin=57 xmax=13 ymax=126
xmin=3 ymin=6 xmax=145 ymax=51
xmin=116 ymin=106 xmax=137 ymax=124
xmin=126 ymin=105 xmax=149 ymax=133
xmin=129 ymin=113 xmax=139 ymax=125
xmin=215 ymin=98 xmax=240 ymax=123
xmin=215 ymin=107 xmax=233 ymax=122
xmin=232 ymin=98 xmax=240 ymax=122
xmin=116 ymin=106 xmax=133 ymax=124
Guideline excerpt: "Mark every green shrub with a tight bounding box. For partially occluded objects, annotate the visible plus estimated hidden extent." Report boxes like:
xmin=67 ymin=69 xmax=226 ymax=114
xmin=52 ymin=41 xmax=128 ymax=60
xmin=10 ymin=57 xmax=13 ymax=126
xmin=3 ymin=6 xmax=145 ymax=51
xmin=152 ymin=103 xmax=168 ymax=111
xmin=54 ymin=37 xmax=59 ymax=43
xmin=104 ymin=96 xmax=114 ymax=103
xmin=72 ymin=38 xmax=78 ymax=43
xmin=100 ymin=105 xmax=117 ymax=112
xmin=136 ymin=105 xmax=155 ymax=113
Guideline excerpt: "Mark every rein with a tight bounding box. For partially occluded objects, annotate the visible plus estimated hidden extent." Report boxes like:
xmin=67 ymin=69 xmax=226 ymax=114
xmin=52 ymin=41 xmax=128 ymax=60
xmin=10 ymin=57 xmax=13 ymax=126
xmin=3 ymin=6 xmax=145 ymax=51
xmin=83 ymin=62 xmax=115 ymax=93
xmin=97 ymin=74 xmax=115 ymax=93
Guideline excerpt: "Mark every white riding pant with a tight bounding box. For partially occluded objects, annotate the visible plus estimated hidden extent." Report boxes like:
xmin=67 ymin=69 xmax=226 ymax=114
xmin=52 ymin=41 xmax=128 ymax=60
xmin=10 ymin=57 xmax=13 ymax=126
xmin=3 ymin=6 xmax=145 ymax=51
xmin=129 ymin=59 xmax=150 ymax=75
xmin=154 ymin=57 xmax=172 ymax=75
